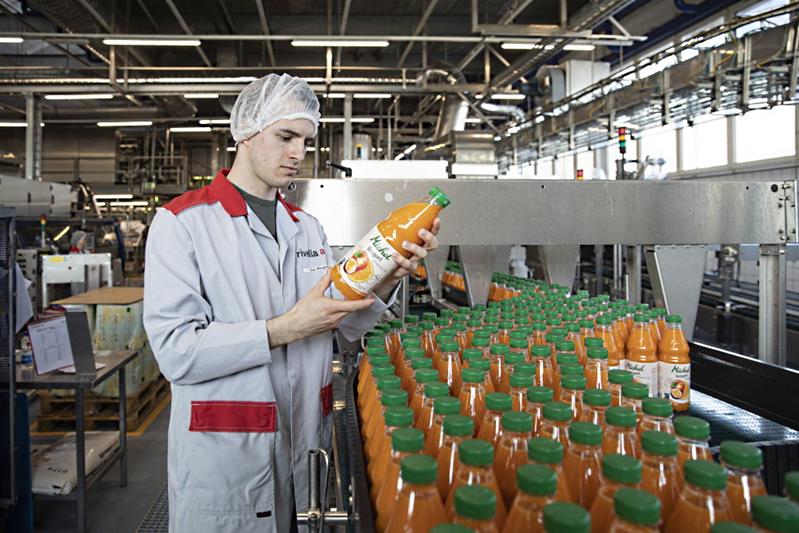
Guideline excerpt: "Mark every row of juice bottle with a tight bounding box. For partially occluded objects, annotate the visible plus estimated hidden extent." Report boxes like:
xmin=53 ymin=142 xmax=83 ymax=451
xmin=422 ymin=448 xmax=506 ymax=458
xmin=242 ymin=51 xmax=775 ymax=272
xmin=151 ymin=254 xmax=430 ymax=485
xmin=356 ymin=305 xmax=799 ymax=532
xmin=443 ymin=262 xmax=467 ymax=292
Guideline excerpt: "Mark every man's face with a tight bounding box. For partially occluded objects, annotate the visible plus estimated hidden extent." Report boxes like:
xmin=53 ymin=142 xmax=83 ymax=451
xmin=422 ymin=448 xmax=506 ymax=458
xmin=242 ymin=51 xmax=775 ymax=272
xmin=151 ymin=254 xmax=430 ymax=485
xmin=241 ymin=118 xmax=315 ymax=189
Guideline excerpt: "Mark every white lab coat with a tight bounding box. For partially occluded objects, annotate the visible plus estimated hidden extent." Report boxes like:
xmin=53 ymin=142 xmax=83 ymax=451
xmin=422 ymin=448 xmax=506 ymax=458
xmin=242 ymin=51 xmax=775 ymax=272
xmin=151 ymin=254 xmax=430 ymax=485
xmin=143 ymin=170 xmax=393 ymax=532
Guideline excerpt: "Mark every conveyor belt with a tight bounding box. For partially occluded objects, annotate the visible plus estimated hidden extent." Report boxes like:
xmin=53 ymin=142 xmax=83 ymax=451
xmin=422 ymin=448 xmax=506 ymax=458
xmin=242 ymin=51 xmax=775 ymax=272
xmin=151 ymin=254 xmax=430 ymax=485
xmin=136 ymin=484 xmax=168 ymax=533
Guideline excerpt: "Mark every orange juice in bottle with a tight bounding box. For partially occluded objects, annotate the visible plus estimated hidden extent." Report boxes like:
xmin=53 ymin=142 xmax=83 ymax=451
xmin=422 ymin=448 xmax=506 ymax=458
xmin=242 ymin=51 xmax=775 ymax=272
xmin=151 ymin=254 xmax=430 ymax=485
xmin=467 ymin=318 xmax=483 ymax=347
xmin=620 ymin=382 xmax=648 ymax=424
xmin=452 ymin=485 xmax=500 ymax=532
xmin=566 ymin=324 xmax=587 ymax=365
xmin=497 ymin=352 xmax=526 ymax=394
xmin=538 ymin=401 xmax=573 ymax=451
xmin=608 ymin=487 xmax=661 ymax=532
xmin=751 ymin=495 xmax=799 ymax=533
xmin=719 ymin=441 xmax=767 ymax=525
xmin=508 ymin=371 xmax=534 ymax=412
xmin=471 ymin=335 xmax=491 ymax=358
xmin=416 ymin=381 xmax=450 ymax=434
xmin=579 ymin=319 xmax=596 ymax=344
xmin=359 ymin=363 xmax=395 ymax=414
xmin=674 ymin=416 xmax=712 ymax=489
xmin=563 ymin=421 xmax=604 ymax=508
xmin=530 ymin=345 xmax=556 ymax=390
xmin=369 ymin=406 xmax=415 ymax=500
xmin=608 ymin=369 xmax=634 ymax=407
xmin=595 ymin=316 xmax=624 ymax=369
xmin=589 ymin=454 xmax=643 ymax=533
xmin=488 ymin=344 xmax=510 ymax=392
xmin=494 ymin=411 xmax=534 ymax=508
xmin=462 ymin=347 xmax=484 ymax=369
xmin=332 ymin=187 xmax=450 ymax=300
xmin=508 ymin=335 xmax=529 ymax=363
xmin=503 ymin=464 xmax=557 ymax=533
xmin=374 ymin=427 xmax=425 ymax=531
xmin=664 ymin=460 xmax=733 ymax=532
xmin=459 ymin=368 xmax=488 ymax=433
xmin=578 ymin=389 xmax=611 ymax=430
xmin=366 ymin=389 xmax=409 ymax=464
xmin=497 ymin=320 xmax=514 ymax=345
xmin=470 ymin=358 xmax=496 ymax=394
xmin=585 ymin=347 xmax=610 ymax=390
xmin=525 ymin=386 xmax=554 ymax=436
xmin=558 ymin=375 xmax=585 ymax=420
xmin=425 ymin=396 xmax=462 ymax=457
xmin=363 ymin=376 xmax=402 ymax=441
xmin=531 ymin=322 xmax=548 ymax=346
xmin=421 ymin=322 xmax=438 ymax=358
xmin=625 ymin=314 xmax=658 ymax=393
xmin=543 ymin=502 xmax=591 ymax=533
xmin=360 ymin=338 xmax=388 ymax=389
xmin=477 ymin=393 xmax=513 ymax=446
xmin=385 ymin=319 xmax=404 ymax=362
xmin=409 ymin=368 xmax=440 ymax=424
xmin=640 ymin=430 xmax=680 ymax=522
xmin=602 ymin=406 xmax=641 ymax=458
xmin=445 ymin=440 xmax=507 ymax=528
xmin=439 ymin=341 xmax=464 ymax=396
xmin=658 ymin=314 xmax=691 ymax=412
xmin=528 ymin=437 xmax=572 ymax=503
xmin=385 ymin=454 xmax=448 ymax=533
xmin=437 ymin=415 xmax=475 ymax=500
xmin=638 ymin=398 xmax=674 ymax=437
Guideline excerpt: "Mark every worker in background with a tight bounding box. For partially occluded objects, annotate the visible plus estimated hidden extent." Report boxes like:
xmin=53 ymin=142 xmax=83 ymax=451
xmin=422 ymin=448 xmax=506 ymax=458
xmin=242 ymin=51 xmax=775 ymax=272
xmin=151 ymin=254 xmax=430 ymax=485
xmin=143 ymin=74 xmax=440 ymax=533
xmin=68 ymin=230 xmax=89 ymax=253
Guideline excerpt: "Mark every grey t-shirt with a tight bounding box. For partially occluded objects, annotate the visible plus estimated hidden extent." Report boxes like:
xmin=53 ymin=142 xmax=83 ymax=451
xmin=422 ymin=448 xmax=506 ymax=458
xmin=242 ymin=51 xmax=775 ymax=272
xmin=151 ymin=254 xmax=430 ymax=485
xmin=234 ymin=185 xmax=278 ymax=243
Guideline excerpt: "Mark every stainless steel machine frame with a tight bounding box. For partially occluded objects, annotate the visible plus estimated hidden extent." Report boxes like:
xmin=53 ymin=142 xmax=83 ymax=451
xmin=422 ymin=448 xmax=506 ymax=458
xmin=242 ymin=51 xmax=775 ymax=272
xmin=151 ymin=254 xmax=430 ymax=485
xmin=41 ymin=253 xmax=113 ymax=308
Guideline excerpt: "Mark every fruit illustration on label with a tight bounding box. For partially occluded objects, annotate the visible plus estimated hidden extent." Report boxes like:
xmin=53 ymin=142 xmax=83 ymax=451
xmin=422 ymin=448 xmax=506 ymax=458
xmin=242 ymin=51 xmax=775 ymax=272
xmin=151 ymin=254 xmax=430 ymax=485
xmin=669 ymin=380 xmax=688 ymax=400
xmin=343 ymin=249 xmax=374 ymax=283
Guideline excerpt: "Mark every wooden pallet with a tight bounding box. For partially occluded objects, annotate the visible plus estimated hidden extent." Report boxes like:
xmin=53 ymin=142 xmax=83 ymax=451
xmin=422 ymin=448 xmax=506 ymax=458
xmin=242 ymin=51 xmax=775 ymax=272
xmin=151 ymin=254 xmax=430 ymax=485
xmin=36 ymin=377 xmax=170 ymax=432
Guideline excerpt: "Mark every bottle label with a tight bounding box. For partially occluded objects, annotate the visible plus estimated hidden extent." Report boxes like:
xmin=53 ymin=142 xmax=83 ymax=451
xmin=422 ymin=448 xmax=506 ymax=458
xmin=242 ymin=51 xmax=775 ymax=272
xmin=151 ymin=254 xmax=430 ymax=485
xmin=336 ymin=226 xmax=397 ymax=296
xmin=624 ymin=360 xmax=659 ymax=393
xmin=659 ymin=361 xmax=690 ymax=405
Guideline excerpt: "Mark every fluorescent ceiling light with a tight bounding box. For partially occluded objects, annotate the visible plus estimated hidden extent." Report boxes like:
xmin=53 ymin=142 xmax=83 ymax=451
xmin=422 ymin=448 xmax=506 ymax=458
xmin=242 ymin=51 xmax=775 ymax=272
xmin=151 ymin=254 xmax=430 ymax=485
xmin=109 ymin=201 xmax=149 ymax=207
xmin=322 ymin=93 xmax=346 ymax=98
xmin=226 ymin=146 xmax=236 ymax=152
xmin=0 ymin=121 xmax=27 ymax=127
xmin=170 ymin=126 xmax=212 ymax=133
xmin=501 ymin=42 xmax=541 ymax=50
xmin=94 ymin=194 xmax=133 ymax=200
xmin=354 ymin=93 xmax=392 ymax=99
xmin=319 ymin=117 xmax=375 ymax=123
xmin=103 ymin=38 xmax=201 ymax=47
xmin=97 ymin=120 xmax=153 ymax=127
xmin=465 ymin=117 xmax=482 ymax=123
xmin=291 ymin=39 xmax=389 ymax=47
xmin=199 ymin=119 xmax=230 ymax=125
xmin=44 ymin=93 xmax=114 ymax=100
xmin=563 ymin=44 xmax=596 ymax=51
xmin=0 ymin=37 xmax=23 ymax=43
xmin=491 ymin=93 xmax=525 ymax=100
xmin=121 ymin=76 xmax=256 ymax=84
xmin=184 ymin=93 xmax=219 ymax=99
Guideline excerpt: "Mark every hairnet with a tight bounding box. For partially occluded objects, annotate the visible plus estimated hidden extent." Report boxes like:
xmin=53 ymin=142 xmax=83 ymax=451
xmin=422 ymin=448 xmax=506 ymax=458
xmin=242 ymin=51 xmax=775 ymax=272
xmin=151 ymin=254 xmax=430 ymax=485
xmin=229 ymin=74 xmax=321 ymax=143
xmin=70 ymin=230 xmax=87 ymax=247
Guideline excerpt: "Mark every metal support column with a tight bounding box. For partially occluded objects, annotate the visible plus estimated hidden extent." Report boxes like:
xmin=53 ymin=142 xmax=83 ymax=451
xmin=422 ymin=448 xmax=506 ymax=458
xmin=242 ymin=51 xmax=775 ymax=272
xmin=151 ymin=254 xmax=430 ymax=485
xmin=539 ymin=245 xmax=580 ymax=291
xmin=594 ymin=245 xmax=604 ymax=295
xmin=758 ymin=244 xmax=787 ymax=366
xmin=626 ymin=245 xmax=642 ymax=304
xmin=25 ymin=93 xmax=42 ymax=181
xmin=612 ymin=244 xmax=623 ymax=297
xmin=343 ymin=94 xmax=353 ymax=161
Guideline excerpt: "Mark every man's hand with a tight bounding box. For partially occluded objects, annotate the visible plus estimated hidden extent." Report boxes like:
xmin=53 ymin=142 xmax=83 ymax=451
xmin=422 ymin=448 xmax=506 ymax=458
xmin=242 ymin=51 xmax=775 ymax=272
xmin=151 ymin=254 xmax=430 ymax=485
xmin=373 ymin=218 xmax=441 ymax=301
xmin=266 ymin=272 xmax=375 ymax=347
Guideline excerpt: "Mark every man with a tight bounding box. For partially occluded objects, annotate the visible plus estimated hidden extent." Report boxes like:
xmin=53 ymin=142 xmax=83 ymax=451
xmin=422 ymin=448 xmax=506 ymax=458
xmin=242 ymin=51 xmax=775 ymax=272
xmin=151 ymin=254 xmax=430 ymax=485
xmin=143 ymin=74 xmax=439 ymax=532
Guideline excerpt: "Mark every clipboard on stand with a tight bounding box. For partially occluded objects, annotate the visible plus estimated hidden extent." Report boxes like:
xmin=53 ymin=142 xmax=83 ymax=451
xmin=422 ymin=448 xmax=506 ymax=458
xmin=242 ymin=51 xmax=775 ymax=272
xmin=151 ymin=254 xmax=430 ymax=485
xmin=28 ymin=311 xmax=99 ymax=378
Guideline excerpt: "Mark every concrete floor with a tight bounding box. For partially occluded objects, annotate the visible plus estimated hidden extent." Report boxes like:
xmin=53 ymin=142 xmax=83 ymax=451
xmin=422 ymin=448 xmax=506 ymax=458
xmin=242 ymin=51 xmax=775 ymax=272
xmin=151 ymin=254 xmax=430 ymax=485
xmin=33 ymin=404 xmax=169 ymax=533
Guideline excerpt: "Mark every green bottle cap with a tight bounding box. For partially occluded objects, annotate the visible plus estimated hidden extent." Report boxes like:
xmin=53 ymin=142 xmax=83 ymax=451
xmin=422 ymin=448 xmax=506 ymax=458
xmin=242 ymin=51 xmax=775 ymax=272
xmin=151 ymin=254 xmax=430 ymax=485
xmin=543 ymin=401 xmax=573 ymax=422
xmin=440 ymin=341 xmax=460 ymax=353
xmin=502 ymin=411 xmax=533 ymax=432
xmin=517 ymin=463 xmax=558 ymax=496
xmin=499 ymin=320 xmax=514 ymax=330
xmin=513 ymin=363 xmax=536 ymax=376
xmin=528 ymin=436 xmax=564 ymax=464
xmin=429 ymin=186 xmax=451 ymax=207
xmin=556 ymin=353 xmax=579 ymax=366
xmin=684 ymin=459 xmax=728 ymax=491
xmin=622 ymin=382 xmax=649 ymax=400
xmin=425 ymin=382 xmax=450 ymax=398
xmin=531 ymin=345 xmax=551 ymax=357
xmin=608 ymin=369 xmax=634 ymax=385
xmin=602 ymin=453 xmax=643 ymax=484
xmin=458 ymin=438 xmax=494 ymax=466
xmin=555 ymin=340 xmax=575 ymax=352
xmin=400 ymin=454 xmax=437 ymax=484
xmin=527 ymin=386 xmax=554 ymax=403
xmin=786 ymin=472 xmax=799 ymax=502
xmin=569 ymin=421 xmax=602 ymax=445
xmin=454 ymin=485 xmax=496 ymax=521
xmin=435 ymin=317 xmax=450 ymax=327
xmin=641 ymin=430 xmax=678 ymax=456
xmin=542 ymin=502 xmax=590 ymax=533
xmin=443 ymin=414 xmax=474 ymax=437
xmin=462 ymin=368 xmax=485 ymax=384
xmin=710 ymin=523 xmax=758 ymax=533
xmin=467 ymin=318 xmax=483 ymax=328
xmin=391 ymin=427 xmax=425 ymax=452
xmin=510 ymin=338 xmax=529 ymax=350
xmin=372 ymin=365 xmax=396 ymax=378
xmin=665 ymin=314 xmax=683 ymax=324
xmin=584 ymin=337 xmax=604 ymax=348
xmin=381 ymin=389 xmax=409 ymax=406
xmin=410 ymin=355 xmax=433 ymax=369
xmin=414 ymin=368 xmax=439 ymax=384
xmin=596 ymin=315 xmax=613 ymax=326
xmin=614 ymin=487 xmax=661 ymax=526
xmin=388 ymin=319 xmax=403 ymax=329
xmin=583 ymin=389 xmax=611 ymax=407
xmin=633 ymin=314 xmax=648 ymax=323
xmin=560 ymin=364 xmax=584 ymax=377
xmin=561 ymin=375 xmax=586 ymax=391
xmin=642 ymin=398 xmax=672 ymax=417
xmin=402 ymin=339 xmax=422 ymax=351
xmin=674 ymin=416 xmax=710 ymax=441
xmin=377 ymin=375 xmax=402 ymax=391
xmin=462 ymin=348 xmax=483 ymax=361
xmin=751 ymin=495 xmax=799 ymax=533
xmin=471 ymin=337 xmax=490 ymax=348
xmin=720 ymin=441 xmax=763 ymax=470
xmin=470 ymin=359 xmax=491 ymax=372
xmin=586 ymin=347 xmax=608 ymax=360
xmin=422 ymin=311 xmax=438 ymax=321
xmin=510 ymin=372 xmax=534 ymax=389
xmin=485 ymin=392 xmax=513 ymax=411
xmin=606 ymin=406 xmax=637 ymax=428
xmin=434 ymin=396 xmax=461 ymax=415
xmin=490 ymin=344 xmax=510 ymax=356
xmin=384 ymin=406 xmax=414 ymax=427
xmin=504 ymin=351 xmax=525 ymax=365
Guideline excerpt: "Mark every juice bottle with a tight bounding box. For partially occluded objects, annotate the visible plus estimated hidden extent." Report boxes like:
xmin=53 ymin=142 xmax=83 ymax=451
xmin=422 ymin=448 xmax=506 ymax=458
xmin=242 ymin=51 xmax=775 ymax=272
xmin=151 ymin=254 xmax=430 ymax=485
xmin=497 ymin=352 xmax=526 ymax=394
xmin=421 ymin=320 xmax=438 ymax=357
xmin=467 ymin=318 xmax=484 ymax=346
xmin=446 ymin=439 xmax=507 ymax=529
xmin=410 ymin=368 xmax=441 ymax=424
xmin=472 ymin=336 xmax=491 ymax=360
xmin=437 ymin=415 xmax=475 ymax=500
xmin=751 ymin=495 xmax=799 ymax=533
xmin=566 ymin=324 xmax=587 ymax=365
xmin=613 ymin=310 xmax=629 ymax=349
xmin=625 ymin=315 xmax=658 ymax=393
xmin=673 ymin=416 xmax=712 ymax=489
xmin=374 ymin=427 xmax=425 ymax=531
xmin=640 ymin=430 xmax=680 ymax=522
xmin=530 ymin=345 xmax=556 ymax=390
xmin=453 ymin=322 xmax=470 ymax=351
xmin=460 ymin=368 xmax=488 ymax=432
xmin=710 ymin=523 xmax=757 ymax=533
xmin=462 ymin=347 xmax=484 ymax=368
xmin=608 ymin=487 xmax=661 ymax=532
xmin=470 ymin=358 xmax=496 ymax=394
xmin=385 ymin=454 xmax=448 ymax=533
xmin=508 ymin=336 xmax=529 ymax=363
xmin=595 ymin=316 xmax=624 ymax=369
xmin=578 ymin=389 xmax=611 ymax=430
xmin=403 ymin=346 xmax=427 ymax=393
xmin=359 ymin=363 xmax=396 ymax=414
xmin=434 ymin=330 xmax=455 ymax=371
xmin=608 ymin=369 xmax=634 ymax=407
xmin=543 ymin=502 xmax=590 ymax=533
xmin=558 ymin=375 xmax=586 ymax=420
xmin=366 ymin=389 xmax=409 ymax=464
xmin=664 ymin=460 xmax=733 ymax=532
xmin=553 ymin=339 xmax=577 ymax=372
xmin=369 ymin=406 xmax=415 ymax=496
xmin=602 ymin=406 xmax=641 ymax=458
xmin=538 ymin=401 xmax=573 ymax=451
xmin=620 ymin=382 xmax=648 ymax=424
xmin=579 ymin=319 xmax=596 ymax=346
xmin=440 ymin=341 xmax=464 ymax=396
xmin=585 ymin=347 xmax=610 ymax=390
xmin=553 ymin=353 xmax=579 ymax=402
xmin=453 ymin=485 xmax=500 ymax=532
xmin=359 ymin=341 xmax=388 ymax=392
xmin=497 ymin=320 xmax=514 ymax=345
xmin=658 ymin=314 xmax=691 ymax=412
xmin=362 ymin=376 xmax=403 ymax=442
xmin=638 ymin=398 xmax=674 ymax=437
xmin=589 ymin=454 xmax=643 ymax=533
xmin=653 ymin=308 xmax=667 ymax=337
xmin=332 ymin=187 xmax=450 ymax=300
xmin=720 ymin=441 xmax=767 ymax=525
xmin=503 ymin=464 xmax=557 ymax=533
xmin=425 ymin=397 xmax=462 ymax=457
xmin=416 ymin=382 xmax=451 ymax=434
xmin=546 ymin=333 xmax=565 ymax=367
xmin=508 ymin=372 xmax=534 ymax=412
xmin=525 ymin=386 xmax=554 ymax=436
xmin=531 ymin=322 xmax=548 ymax=346
xmin=488 ymin=344 xmax=510 ymax=392
xmin=494 ymin=411 xmax=534 ymax=508
xmin=563 ymin=421 xmax=604 ymax=508
xmin=786 ymin=471 xmax=799 ymax=504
